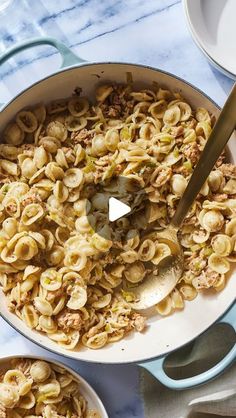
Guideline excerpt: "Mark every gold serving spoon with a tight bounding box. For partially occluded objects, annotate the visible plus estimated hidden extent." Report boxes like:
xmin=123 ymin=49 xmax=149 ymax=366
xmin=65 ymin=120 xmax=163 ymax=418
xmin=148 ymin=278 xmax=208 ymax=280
xmin=125 ymin=84 xmax=236 ymax=310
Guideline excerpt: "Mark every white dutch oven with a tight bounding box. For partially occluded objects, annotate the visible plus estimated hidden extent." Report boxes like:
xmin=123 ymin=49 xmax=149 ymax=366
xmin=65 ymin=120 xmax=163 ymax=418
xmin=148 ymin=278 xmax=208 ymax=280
xmin=0 ymin=355 xmax=108 ymax=417
xmin=0 ymin=38 xmax=235 ymax=390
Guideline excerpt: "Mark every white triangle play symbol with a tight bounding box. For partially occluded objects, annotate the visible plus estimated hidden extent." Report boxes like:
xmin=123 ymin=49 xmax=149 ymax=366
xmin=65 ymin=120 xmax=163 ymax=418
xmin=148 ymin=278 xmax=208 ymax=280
xmin=109 ymin=197 xmax=131 ymax=222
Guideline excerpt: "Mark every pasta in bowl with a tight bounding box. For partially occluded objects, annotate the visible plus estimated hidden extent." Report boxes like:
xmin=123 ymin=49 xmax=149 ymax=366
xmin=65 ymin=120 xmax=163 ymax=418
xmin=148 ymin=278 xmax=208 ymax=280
xmin=0 ymin=356 xmax=106 ymax=418
xmin=0 ymin=81 xmax=235 ymax=353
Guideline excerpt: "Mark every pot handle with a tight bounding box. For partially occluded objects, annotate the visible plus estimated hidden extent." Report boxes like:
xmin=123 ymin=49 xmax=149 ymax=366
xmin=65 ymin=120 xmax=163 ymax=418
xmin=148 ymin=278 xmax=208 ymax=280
xmin=139 ymin=302 xmax=236 ymax=390
xmin=0 ymin=36 xmax=85 ymax=69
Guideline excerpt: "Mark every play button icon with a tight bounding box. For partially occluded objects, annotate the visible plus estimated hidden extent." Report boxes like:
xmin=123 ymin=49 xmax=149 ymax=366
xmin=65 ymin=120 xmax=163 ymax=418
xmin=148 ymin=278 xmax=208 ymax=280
xmin=84 ymin=174 xmax=149 ymax=243
xmin=109 ymin=197 xmax=131 ymax=222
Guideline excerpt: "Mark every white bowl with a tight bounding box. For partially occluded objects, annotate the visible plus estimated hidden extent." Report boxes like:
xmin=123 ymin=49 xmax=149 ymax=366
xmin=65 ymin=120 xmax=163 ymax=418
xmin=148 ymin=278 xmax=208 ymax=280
xmin=0 ymin=355 xmax=108 ymax=417
xmin=183 ymin=0 xmax=236 ymax=80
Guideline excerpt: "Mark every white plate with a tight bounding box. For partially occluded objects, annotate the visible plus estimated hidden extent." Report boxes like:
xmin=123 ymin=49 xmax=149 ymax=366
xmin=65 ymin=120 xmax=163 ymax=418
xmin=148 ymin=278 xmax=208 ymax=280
xmin=184 ymin=0 xmax=236 ymax=80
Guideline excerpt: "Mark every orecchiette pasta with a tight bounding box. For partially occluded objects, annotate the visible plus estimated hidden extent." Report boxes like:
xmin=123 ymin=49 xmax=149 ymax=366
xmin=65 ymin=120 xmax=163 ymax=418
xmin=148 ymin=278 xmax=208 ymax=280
xmin=0 ymin=83 xmax=235 ymax=351
xmin=0 ymin=358 xmax=101 ymax=417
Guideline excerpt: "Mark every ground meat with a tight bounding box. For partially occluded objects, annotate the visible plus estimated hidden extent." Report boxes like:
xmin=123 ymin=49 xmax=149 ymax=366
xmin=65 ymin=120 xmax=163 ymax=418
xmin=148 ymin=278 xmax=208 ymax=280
xmin=61 ymin=147 xmax=76 ymax=164
xmin=46 ymin=288 xmax=63 ymax=302
xmin=22 ymin=191 xmax=42 ymax=207
xmin=0 ymin=403 xmax=6 ymax=418
xmin=183 ymin=215 xmax=197 ymax=226
xmin=171 ymin=126 xmax=184 ymax=138
xmin=12 ymin=358 xmax=32 ymax=376
xmin=192 ymin=269 xmax=219 ymax=290
xmin=215 ymin=153 xmax=225 ymax=167
xmin=151 ymin=166 xmax=172 ymax=187
xmin=71 ymin=129 xmax=94 ymax=145
xmin=186 ymin=119 xmax=197 ymax=129
xmin=218 ymin=163 xmax=236 ymax=178
xmin=20 ymin=291 xmax=31 ymax=304
xmin=101 ymin=84 xmax=135 ymax=118
xmin=131 ymin=313 xmax=146 ymax=332
xmin=174 ymin=165 xmax=191 ymax=177
xmin=188 ymin=256 xmax=207 ymax=273
xmin=212 ymin=193 xmax=228 ymax=202
xmin=182 ymin=142 xmax=200 ymax=165
xmin=6 ymin=203 xmax=17 ymax=214
xmin=57 ymin=310 xmax=83 ymax=332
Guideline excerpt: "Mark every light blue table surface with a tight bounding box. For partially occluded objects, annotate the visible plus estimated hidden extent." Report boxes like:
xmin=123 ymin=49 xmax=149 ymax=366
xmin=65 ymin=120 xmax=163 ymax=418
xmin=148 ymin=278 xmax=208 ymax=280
xmin=0 ymin=1 xmax=234 ymax=417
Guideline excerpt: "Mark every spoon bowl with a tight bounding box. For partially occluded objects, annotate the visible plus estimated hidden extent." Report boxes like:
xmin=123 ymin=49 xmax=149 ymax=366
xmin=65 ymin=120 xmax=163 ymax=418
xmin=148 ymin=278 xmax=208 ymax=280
xmin=125 ymin=227 xmax=184 ymax=310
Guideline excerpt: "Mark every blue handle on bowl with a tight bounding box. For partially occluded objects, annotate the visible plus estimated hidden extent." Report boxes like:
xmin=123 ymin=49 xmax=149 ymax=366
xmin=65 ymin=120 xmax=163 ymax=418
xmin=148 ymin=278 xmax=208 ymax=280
xmin=0 ymin=37 xmax=85 ymax=108
xmin=139 ymin=302 xmax=236 ymax=390
xmin=0 ymin=36 xmax=85 ymax=68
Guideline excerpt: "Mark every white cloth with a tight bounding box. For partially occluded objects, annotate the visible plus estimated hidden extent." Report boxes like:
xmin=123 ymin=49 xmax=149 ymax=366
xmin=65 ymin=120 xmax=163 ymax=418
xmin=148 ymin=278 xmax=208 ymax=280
xmin=140 ymin=323 xmax=236 ymax=418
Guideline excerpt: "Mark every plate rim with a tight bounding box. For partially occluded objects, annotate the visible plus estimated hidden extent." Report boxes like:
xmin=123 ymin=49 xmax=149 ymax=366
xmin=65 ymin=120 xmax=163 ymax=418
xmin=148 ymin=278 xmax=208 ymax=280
xmin=183 ymin=0 xmax=236 ymax=79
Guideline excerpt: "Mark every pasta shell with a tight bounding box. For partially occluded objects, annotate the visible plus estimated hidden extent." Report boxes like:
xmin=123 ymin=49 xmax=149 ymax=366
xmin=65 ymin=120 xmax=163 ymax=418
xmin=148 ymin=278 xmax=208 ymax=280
xmin=96 ymin=84 xmax=113 ymax=102
xmin=14 ymin=236 xmax=38 ymax=260
xmin=21 ymin=158 xmax=37 ymax=179
xmin=84 ymin=331 xmax=108 ymax=349
xmin=156 ymin=295 xmax=172 ymax=316
xmin=68 ymin=97 xmax=89 ymax=117
xmin=39 ymin=136 xmax=61 ymax=153
xmin=21 ymin=305 xmax=39 ymax=328
xmin=64 ymin=250 xmax=87 ymax=272
xmin=171 ymin=174 xmax=187 ymax=196
xmin=2 ymin=217 xmax=18 ymax=238
xmin=196 ymin=107 xmax=211 ymax=123
xmin=124 ymin=261 xmax=145 ymax=283
xmin=177 ymin=102 xmax=192 ymax=121
xmin=152 ymin=243 xmax=171 ymax=265
xmin=34 ymin=297 xmax=53 ymax=316
xmin=33 ymin=146 xmax=49 ymax=169
xmin=211 ymin=234 xmax=232 ymax=256
xmin=67 ymin=285 xmax=87 ymax=310
xmin=30 ymin=360 xmax=51 ymax=383
xmin=4 ymin=123 xmax=24 ymax=145
xmin=148 ymin=100 xmax=167 ymax=119
xmin=163 ymin=105 xmax=181 ymax=126
xmin=46 ymin=121 xmax=67 ymax=142
xmin=16 ymin=111 xmax=38 ymax=133
xmin=138 ymin=239 xmax=156 ymax=261
xmin=0 ymin=383 xmax=20 ymax=408
xmin=0 ymin=159 xmax=19 ymax=176
xmin=38 ymin=315 xmax=57 ymax=334
xmin=33 ymin=104 xmax=46 ymax=124
xmin=40 ymin=269 xmax=62 ymax=291
xmin=58 ymin=331 xmax=80 ymax=350
xmin=208 ymin=253 xmax=230 ymax=274
xmin=201 ymin=209 xmax=224 ymax=232
xmin=65 ymin=116 xmax=87 ymax=132
xmin=63 ymin=168 xmax=83 ymax=188
xmin=21 ymin=204 xmax=44 ymax=225
xmin=47 ymin=98 xmax=68 ymax=114
xmin=225 ymin=218 xmax=236 ymax=236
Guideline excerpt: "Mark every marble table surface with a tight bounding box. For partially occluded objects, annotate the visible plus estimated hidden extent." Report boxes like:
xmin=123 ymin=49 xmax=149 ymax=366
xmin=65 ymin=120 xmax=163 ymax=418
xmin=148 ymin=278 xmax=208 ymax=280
xmin=0 ymin=0 xmax=234 ymax=417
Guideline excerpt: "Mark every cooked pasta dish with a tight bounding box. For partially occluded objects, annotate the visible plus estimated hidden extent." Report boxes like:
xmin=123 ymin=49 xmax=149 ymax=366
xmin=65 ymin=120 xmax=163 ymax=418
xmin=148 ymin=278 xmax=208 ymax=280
xmin=0 ymin=82 xmax=235 ymax=350
xmin=0 ymin=358 xmax=100 ymax=417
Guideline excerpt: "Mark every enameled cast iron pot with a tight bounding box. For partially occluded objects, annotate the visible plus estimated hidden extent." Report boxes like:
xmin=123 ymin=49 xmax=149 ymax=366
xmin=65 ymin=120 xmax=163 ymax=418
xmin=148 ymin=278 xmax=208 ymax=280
xmin=0 ymin=37 xmax=235 ymax=390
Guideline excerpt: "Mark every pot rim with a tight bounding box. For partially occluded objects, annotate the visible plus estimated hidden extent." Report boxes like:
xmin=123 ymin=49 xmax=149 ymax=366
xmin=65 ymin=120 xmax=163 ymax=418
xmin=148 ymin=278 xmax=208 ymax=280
xmin=1 ymin=60 xmax=221 ymax=112
xmin=1 ymin=59 xmax=232 ymax=366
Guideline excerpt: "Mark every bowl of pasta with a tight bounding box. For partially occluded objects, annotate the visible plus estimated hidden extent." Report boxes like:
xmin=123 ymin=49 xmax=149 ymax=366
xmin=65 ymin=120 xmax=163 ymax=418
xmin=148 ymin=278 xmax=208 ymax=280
xmin=0 ymin=355 xmax=108 ymax=417
xmin=0 ymin=37 xmax=235 ymax=390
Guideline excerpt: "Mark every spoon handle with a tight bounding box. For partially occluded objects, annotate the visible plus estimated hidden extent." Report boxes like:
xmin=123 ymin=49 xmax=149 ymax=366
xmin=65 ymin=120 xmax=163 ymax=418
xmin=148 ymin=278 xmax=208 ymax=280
xmin=171 ymin=83 xmax=236 ymax=229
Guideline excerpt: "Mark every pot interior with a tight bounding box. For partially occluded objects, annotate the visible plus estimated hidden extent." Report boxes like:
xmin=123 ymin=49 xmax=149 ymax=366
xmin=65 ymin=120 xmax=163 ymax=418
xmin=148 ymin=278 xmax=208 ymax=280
xmin=0 ymin=63 xmax=235 ymax=363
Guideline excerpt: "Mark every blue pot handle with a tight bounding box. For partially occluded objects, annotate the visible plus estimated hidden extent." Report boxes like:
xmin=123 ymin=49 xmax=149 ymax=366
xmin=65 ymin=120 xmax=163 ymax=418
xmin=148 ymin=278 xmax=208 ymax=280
xmin=0 ymin=37 xmax=85 ymax=108
xmin=139 ymin=302 xmax=236 ymax=390
xmin=0 ymin=36 xmax=85 ymax=68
